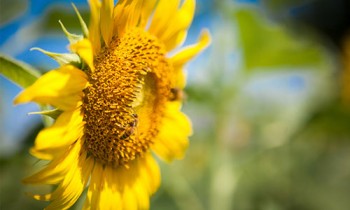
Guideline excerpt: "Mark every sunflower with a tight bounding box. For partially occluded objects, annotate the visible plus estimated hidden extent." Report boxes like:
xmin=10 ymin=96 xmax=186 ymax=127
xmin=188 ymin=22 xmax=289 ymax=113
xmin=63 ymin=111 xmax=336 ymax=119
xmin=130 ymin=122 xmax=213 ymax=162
xmin=14 ymin=0 xmax=210 ymax=209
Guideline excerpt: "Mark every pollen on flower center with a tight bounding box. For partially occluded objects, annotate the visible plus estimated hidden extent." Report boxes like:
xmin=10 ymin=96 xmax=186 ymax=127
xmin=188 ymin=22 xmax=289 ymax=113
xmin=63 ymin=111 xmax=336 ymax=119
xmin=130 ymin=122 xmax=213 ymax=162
xmin=82 ymin=28 xmax=173 ymax=167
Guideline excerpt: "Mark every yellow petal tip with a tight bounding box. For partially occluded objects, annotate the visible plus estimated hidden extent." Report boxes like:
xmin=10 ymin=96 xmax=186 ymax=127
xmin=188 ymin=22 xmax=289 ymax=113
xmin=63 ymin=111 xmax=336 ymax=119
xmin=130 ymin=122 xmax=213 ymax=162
xmin=199 ymin=29 xmax=212 ymax=49
xmin=13 ymin=91 xmax=31 ymax=105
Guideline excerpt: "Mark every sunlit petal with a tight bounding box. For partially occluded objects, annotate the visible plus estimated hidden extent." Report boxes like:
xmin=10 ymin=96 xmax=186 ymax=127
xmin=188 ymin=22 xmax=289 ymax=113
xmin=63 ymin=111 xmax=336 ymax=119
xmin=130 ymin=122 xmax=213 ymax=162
xmin=14 ymin=65 xmax=87 ymax=110
xmin=152 ymin=102 xmax=192 ymax=162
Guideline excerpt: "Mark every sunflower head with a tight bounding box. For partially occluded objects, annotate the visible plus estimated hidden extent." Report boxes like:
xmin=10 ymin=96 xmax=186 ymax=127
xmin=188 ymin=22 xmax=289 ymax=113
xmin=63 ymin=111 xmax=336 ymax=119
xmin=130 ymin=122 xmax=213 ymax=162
xmin=14 ymin=0 xmax=210 ymax=209
xmin=82 ymin=28 xmax=173 ymax=167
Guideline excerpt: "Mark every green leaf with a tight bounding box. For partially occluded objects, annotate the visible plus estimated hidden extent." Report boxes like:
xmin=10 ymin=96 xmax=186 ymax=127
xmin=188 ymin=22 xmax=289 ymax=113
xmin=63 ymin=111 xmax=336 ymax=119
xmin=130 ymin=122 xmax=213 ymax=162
xmin=234 ymin=9 xmax=326 ymax=71
xmin=41 ymin=6 xmax=89 ymax=33
xmin=296 ymin=103 xmax=350 ymax=141
xmin=0 ymin=0 xmax=28 ymax=25
xmin=0 ymin=54 xmax=41 ymax=88
xmin=262 ymin=0 xmax=310 ymax=16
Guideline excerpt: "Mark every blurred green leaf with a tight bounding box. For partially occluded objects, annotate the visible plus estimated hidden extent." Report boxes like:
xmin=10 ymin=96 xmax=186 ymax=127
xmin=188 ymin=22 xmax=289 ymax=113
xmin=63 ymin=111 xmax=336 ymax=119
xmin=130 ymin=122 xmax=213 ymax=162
xmin=235 ymin=9 xmax=325 ymax=70
xmin=0 ymin=0 xmax=27 ymax=25
xmin=297 ymin=103 xmax=350 ymax=141
xmin=0 ymin=54 xmax=41 ymax=88
xmin=42 ymin=7 xmax=89 ymax=33
xmin=261 ymin=0 xmax=309 ymax=14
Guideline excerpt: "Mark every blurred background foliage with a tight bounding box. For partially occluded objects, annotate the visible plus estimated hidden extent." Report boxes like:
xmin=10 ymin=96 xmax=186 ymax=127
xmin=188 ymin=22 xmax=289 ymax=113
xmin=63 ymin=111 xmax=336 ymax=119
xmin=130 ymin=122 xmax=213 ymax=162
xmin=1 ymin=0 xmax=350 ymax=210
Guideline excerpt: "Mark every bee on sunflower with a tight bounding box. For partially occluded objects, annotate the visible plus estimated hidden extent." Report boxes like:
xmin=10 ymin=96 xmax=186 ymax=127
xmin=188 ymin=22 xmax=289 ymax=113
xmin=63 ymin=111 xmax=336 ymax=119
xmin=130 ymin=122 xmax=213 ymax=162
xmin=14 ymin=0 xmax=210 ymax=209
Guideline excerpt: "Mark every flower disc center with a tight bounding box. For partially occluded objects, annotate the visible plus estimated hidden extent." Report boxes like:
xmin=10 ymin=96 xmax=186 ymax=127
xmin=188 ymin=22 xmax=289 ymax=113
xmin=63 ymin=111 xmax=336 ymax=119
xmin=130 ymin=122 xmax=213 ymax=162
xmin=82 ymin=29 xmax=173 ymax=167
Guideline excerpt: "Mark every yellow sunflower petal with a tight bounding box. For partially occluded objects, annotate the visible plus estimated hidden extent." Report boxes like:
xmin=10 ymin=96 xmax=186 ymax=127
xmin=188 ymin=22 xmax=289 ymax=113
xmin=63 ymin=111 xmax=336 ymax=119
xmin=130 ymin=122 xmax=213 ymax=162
xmin=135 ymin=153 xmax=161 ymax=196
xmin=161 ymin=0 xmax=196 ymax=51
xmin=98 ymin=166 xmax=123 ymax=210
xmin=100 ymin=0 xmax=114 ymax=46
xmin=32 ymin=108 xmax=83 ymax=157
xmin=170 ymin=29 xmax=211 ymax=69
xmin=149 ymin=0 xmax=181 ymax=37
xmin=83 ymin=162 xmax=103 ymax=210
xmin=118 ymin=164 xmax=138 ymax=210
xmin=133 ymin=176 xmax=150 ymax=209
xmin=143 ymin=153 xmax=161 ymax=194
xmin=125 ymin=0 xmax=142 ymax=30
xmin=139 ymin=0 xmax=158 ymax=28
xmin=23 ymin=141 xmax=81 ymax=185
xmin=173 ymin=67 xmax=187 ymax=89
xmin=70 ymin=39 xmax=94 ymax=71
xmin=112 ymin=0 xmax=129 ymax=35
xmin=29 ymin=147 xmax=64 ymax=160
xmin=14 ymin=65 xmax=87 ymax=110
xmin=113 ymin=0 xmax=142 ymax=36
xmin=121 ymin=154 xmax=158 ymax=210
xmin=46 ymin=152 xmax=93 ymax=210
xmin=84 ymin=154 xmax=159 ymax=210
xmin=88 ymin=0 xmax=101 ymax=54
xmin=165 ymin=30 xmax=188 ymax=53
xmin=152 ymin=102 xmax=192 ymax=162
xmin=122 ymin=186 xmax=138 ymax=210
xmin=120 ymin=155 xmax=156 ymax=210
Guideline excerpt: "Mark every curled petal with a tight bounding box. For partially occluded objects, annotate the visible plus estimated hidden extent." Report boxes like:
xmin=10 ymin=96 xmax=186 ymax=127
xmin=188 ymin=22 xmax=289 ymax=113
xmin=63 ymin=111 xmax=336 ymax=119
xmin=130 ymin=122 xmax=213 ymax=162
xmin=170 ymin=29 xmax=211 ymax=69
